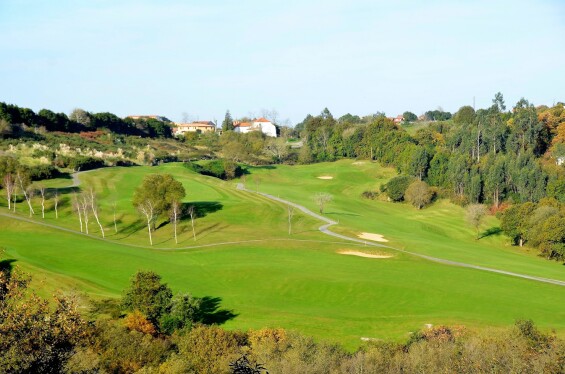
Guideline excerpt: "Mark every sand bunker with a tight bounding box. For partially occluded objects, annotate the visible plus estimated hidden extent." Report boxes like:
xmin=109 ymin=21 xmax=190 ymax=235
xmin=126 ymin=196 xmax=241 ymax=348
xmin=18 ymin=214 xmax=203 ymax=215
xmin=338 ymin=250 xmax=392 ymax=259
xmin=317 ymin=176 xmax=333 ymax=179
xmin=352 ymin=161 xmax=366 ymax=165
xmin=358 ymin=232 xmax=389 ymax=242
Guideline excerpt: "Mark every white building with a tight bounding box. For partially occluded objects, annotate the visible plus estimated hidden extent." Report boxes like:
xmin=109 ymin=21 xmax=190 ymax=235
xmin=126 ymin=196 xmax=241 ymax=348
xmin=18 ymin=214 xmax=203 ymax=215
xmin=233 ymin=117 xmax=277 ymax=137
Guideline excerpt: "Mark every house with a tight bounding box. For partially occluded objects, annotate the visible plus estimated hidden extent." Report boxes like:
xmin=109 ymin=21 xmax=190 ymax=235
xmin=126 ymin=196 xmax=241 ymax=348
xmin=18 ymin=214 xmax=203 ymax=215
xmin=173 ymin=121 xmax=216 ymax=136
xmin=126 ymin=115 xmax=171 ymax=122
xmin=393 ymin=115 xmax=404 ymax=124
xmin=233 ymin=117 xmax=277 ymax=137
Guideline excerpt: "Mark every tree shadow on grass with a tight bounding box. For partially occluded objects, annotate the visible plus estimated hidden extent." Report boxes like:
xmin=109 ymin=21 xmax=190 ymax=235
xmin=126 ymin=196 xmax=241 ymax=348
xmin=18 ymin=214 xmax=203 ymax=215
xmin=480 ymin=226 xmax=502 ymax=239
xmin=199 ymin=296 xmax=238 ymax=325
xmin=114 ymin=218 xmax=145 ymax=239
xmin=183 ymin=201 xmax=223 ymax=218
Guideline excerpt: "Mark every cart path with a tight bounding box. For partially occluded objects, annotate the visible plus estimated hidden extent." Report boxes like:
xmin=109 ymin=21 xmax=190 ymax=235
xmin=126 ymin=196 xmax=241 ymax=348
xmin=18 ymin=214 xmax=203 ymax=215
xmin=237 ymin=183 xmax=565 ymax=287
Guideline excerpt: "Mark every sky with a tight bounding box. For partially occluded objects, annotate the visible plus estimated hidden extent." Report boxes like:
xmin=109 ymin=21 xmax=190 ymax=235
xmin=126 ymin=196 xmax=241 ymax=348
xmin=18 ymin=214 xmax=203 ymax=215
xmin=1 ymin=0 xmax=564 ymax=125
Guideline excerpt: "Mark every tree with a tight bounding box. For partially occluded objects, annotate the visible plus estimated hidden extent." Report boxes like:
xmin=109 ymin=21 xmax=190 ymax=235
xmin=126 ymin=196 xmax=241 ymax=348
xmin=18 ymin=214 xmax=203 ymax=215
xmin=287 ymin=205 xmax=295 ymax=235
xmin=138 ymin=200 xmax=155 ymax=245
xmin=2 ymin=173 xmax=15 ymax=211
xmin=405 ymin=180 xmax=433 ymax=209
xmin=313 ymin=193 xmax=332 ymax=214
xmin=466 ymin=204 xmax=488 ymax=239
xmin=38 ymin=185 xmax=46 ymax=218
xmin=17 ymin=172 xmax=34 ymax=217
xmin=188 ymin=205 xmax=196 ymax=241
xmin=132 ymin=174 xmax=186 ymax=230
xmin=122 ymin=271 xmax=173 ymax=325
xmin=383 ymin=175 xmax=413 ymax=202
xmin=403 ymin=111 xmax=418 ymax=122
xmin=170 ymin=200 xmax=181 ymax=244
xmin=69 ymin=108 xmax=91 ymax=128
xmin=53 ymin=189 xmax=59 ymax=219
xmin=72 ymin=194 xmax=83 ymax=232
xmin=453 ymin=106 xmax=476 ymax=125
xmin=80 ymin=194 xmax=90 ymax=234
xmin=89 ymin=188 xmax=105 ymax=238
xmin=222 ymin=110 xmax=234 ymax=132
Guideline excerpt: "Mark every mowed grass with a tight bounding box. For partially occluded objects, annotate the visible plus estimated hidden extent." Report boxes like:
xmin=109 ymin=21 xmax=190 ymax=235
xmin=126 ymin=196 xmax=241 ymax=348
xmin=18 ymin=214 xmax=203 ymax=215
xmin=1 ymin=160 xmax=564 ymax=349
xmin=247 ymin=159 xmax=565 ymax=282
xmin=2 ymin=217 xmax=564 ymax=349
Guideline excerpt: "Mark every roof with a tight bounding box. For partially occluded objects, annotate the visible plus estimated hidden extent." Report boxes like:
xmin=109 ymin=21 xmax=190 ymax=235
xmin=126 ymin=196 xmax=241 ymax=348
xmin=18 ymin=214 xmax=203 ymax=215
xmin=176 ymin=121 xmax=215 ymax=128
xmin=254 ymin=117 xmax=271 ymax=123
xmin=235 ymin=122 xmax=252 ymax=127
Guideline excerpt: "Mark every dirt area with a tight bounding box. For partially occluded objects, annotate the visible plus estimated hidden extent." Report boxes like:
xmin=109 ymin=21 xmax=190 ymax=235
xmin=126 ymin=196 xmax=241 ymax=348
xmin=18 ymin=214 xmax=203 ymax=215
xmin=317 ymin=176 xmax=333 ymax=179
xmin=357 ymin=232 xmax=389 ymax=242
xmin=338 ymin=250 xmax=393 ymax=259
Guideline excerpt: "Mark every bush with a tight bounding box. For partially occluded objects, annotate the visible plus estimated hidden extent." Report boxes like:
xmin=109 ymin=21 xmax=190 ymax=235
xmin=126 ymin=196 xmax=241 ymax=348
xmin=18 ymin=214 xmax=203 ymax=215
xmin=405 ymin=180 xmax=434 ymax=209
xmin=27 ymin=164 xmax=62 ymax=181
xmin=183 ymin=159 xmax=244 ymax=180
xmin=361 ymin=190 xmax=378 ymax=199
xmin=383 ymin=175 xmax=414 ymax=201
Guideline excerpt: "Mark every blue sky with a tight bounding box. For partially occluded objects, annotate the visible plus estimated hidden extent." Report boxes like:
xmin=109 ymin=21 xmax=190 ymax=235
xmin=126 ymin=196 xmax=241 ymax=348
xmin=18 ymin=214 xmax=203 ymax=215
xmin=1 ymin=0 xmax=564 ymax=124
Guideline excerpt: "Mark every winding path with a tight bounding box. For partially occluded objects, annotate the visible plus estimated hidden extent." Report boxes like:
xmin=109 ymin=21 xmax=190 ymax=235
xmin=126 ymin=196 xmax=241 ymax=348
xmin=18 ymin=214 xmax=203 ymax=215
xmin=1 ymin=170 xmax=563 ymax=287
xmin=237 ymin=183 xmax=565 ymax=287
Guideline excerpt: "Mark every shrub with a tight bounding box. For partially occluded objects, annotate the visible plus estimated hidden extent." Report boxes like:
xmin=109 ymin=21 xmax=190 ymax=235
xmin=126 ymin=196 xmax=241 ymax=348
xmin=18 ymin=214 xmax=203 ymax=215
xmin=383 ymin=175 xmax=414 ymax=201
xmin=405 ymin=180 xmax=434 ymax=209
xmin=361 ymin=190 xmax=378 ymax=199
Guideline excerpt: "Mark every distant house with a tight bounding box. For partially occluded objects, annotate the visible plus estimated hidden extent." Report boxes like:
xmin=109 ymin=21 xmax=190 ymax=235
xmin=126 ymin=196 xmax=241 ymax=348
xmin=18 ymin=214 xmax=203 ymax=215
xmin=233 ymin=117 xmax=277 ymax=137
xmin=173 ymin=121 xmax=216 ymax=136
xmin=126 ymin=115 xmax=171 ymax=122
xmin=393 ymin=115 xmax=404 ymax=124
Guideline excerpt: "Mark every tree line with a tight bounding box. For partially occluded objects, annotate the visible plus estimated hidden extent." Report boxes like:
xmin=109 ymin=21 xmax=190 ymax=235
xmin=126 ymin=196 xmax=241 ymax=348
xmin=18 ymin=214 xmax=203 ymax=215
xmin=0 ymin=102 xmax=173 ymax=138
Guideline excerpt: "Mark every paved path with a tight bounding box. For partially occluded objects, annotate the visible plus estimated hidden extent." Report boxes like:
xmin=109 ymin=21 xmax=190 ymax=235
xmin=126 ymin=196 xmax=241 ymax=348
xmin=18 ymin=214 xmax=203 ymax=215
xmin=237 ymin=183 xmax=565 ymax=287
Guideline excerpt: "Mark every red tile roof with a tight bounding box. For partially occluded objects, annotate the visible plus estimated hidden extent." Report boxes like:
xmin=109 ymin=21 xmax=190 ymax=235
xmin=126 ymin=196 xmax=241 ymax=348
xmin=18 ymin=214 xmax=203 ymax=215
xmin=254 ymin=117 xmax=271 ymax=123
xmin=235 ymin=122 xmax=252 ymax=127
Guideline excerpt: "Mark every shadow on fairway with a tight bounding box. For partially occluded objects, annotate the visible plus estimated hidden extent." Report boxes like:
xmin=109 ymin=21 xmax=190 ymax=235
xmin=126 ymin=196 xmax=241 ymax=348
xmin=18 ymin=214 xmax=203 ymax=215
xmin=199 ymin=296 xmax=238 ymax=325
xmin=184 ymin=201 xmax=223 ymax=218
xmin=480 ymin=226 xmax=502 ymax=239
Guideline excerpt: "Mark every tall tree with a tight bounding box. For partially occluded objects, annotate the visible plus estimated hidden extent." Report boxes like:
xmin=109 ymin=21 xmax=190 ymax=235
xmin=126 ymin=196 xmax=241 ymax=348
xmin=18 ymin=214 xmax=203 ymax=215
xmin=222 ymin=110 xmax=234 ymax=132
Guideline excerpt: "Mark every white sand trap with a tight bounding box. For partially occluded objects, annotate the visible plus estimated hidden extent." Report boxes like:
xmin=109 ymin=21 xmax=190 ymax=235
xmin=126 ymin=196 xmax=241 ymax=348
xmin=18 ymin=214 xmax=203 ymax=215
xmin=358 ymin=232 xmax=389 ymax=242
xmin=352 ymin=161 xmax=366 ymax=165
xmin=317 ymin=176 xmax=333 ymax=179
xmin=338 ymin=250 xmax=392 ymax=259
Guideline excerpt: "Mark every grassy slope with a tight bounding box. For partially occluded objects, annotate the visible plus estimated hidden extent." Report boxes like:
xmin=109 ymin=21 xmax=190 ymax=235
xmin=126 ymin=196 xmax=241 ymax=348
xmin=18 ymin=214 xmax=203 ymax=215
xmin=248 ymin=159 xmax=565 ymax=281
xmin=1 ymin=161 xmax=564 ymax=349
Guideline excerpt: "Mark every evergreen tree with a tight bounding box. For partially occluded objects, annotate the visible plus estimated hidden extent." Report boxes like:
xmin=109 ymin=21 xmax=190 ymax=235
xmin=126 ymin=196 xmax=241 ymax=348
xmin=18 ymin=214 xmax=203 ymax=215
xmin=222 ymin=110 xmax=234 ymax=132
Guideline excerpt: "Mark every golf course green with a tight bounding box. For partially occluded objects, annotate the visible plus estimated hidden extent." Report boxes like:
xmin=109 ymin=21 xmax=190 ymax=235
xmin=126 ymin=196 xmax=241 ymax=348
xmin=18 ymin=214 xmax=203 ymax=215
xmin=1 ymin=160 xmax=564 ymax=349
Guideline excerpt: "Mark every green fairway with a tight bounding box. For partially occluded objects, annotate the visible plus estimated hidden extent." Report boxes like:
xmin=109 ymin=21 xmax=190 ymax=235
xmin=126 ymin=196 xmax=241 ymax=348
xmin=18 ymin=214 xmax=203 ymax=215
xmin=1 ymin=161 xmax=564 ymax=349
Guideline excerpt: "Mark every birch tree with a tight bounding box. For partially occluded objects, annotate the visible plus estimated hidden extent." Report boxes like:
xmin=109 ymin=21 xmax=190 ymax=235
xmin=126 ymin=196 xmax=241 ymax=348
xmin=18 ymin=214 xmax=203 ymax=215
xmin=313 ymin=192 xmax=332 ymax=214
xmin=17 ymin=173 xmax=34 ymax=217
xmin=112 ymin=201 xmax=118 ymax=233
xmin=170 ymin=200 xmax=180 ymax=244
xmin=287 ymin=205 xmax=295 ymax=235
xmin=80 ymin=195 xmax=90 ymax=234
xmin=187 ymin=205 xmax=196 ymax=241
xmin=38 ymin=185 xmax=46 ymax=219
xmin=2 ymin=174 xmax=15 ymax=211
xmin=53 ymin=190 xmax=59 ymax=219
xmin=89 ymin=188 xmax=105 ymax=238
xmin=138 ymin=200 xmax=154 ymax=245
xmin=72 ymin=194 xmax=83 ymax=232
